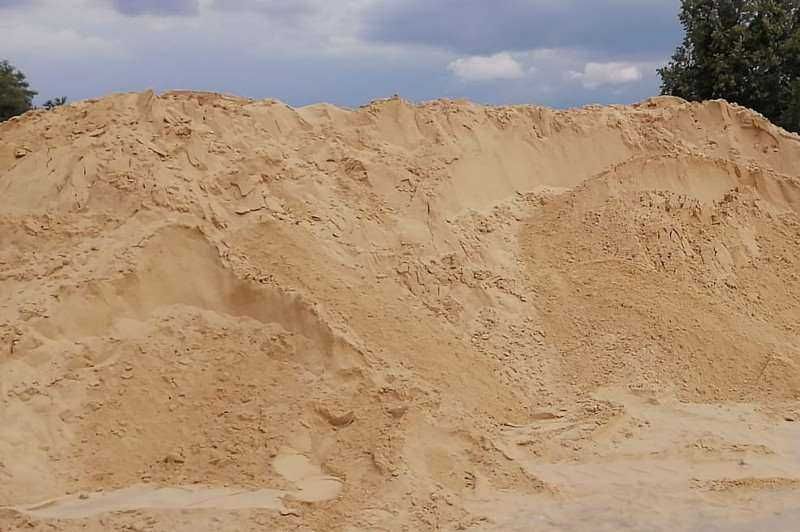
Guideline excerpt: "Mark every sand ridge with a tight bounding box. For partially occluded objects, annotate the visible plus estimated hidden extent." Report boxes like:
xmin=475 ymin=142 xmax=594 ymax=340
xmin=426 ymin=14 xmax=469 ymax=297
xmin=1 ymin=91 xmax=799 ymax=530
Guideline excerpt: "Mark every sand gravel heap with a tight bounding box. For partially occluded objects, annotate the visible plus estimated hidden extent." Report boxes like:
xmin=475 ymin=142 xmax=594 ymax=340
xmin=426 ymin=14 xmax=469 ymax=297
xmin=1 ymin=91 xmax=800 ymax=531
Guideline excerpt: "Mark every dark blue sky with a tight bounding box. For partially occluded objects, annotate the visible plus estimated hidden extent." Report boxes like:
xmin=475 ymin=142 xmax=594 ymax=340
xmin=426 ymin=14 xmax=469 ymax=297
xmin=1 ymin=0 xmax=683 ymax=108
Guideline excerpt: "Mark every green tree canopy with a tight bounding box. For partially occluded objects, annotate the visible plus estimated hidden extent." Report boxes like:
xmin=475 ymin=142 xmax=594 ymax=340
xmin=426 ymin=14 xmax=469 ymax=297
xmin=44 ymin=97 xmax=67 ymax=110
xmin=0 ymin=60 xmax=37 ymax=122
xmin=659 ymin=0 xmax=800 ymax=132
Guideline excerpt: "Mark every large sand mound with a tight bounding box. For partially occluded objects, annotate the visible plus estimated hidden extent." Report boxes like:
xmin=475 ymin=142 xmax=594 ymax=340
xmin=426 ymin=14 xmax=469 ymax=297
xmin=1 ymin=91 xmax=800 ymax=531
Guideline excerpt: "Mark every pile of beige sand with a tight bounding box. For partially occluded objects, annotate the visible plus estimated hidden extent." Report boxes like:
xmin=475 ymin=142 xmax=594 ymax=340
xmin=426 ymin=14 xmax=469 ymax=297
xmin=1 ymin=91 xmax=799 ymax=531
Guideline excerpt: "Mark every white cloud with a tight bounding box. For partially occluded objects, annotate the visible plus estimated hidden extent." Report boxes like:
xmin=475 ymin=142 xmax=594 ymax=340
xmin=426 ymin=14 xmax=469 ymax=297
xmin=0 ymin=23 xmax=120 ymax=58
xmin=568 ymin=61 xmax=643 ymax=89
xmin=447 ymin=52 xmax=525 ymax=82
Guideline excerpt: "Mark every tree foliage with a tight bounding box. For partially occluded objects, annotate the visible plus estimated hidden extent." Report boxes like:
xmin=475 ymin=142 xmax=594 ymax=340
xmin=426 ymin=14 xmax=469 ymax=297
xmin=659 ymin=0 xmax=800 ymax=132
xmin=44 ymin=97 xmax=68 ymax=110
xmin=0 ymin=60 xmax=37 ymax=122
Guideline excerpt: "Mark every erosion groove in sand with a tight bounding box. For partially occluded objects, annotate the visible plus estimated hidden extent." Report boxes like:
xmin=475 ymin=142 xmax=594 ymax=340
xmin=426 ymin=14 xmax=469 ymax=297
xmin=1 ymin=91 xmax=799 ymax=531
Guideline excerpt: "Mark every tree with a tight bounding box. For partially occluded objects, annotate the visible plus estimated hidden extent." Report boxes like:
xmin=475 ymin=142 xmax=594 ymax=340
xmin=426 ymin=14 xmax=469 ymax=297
xmin=44 ymin=97 xmax=67 ymax=110
xmin=0 ymin=60 xmax=37 ymax=122
xmin=659 ymin=0 xmax=800 ymax=132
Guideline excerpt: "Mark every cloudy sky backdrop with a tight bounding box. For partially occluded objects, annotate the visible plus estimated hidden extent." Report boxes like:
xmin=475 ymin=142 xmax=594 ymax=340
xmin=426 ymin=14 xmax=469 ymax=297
xmin=1 ymin=0 xmax=683 ymax=108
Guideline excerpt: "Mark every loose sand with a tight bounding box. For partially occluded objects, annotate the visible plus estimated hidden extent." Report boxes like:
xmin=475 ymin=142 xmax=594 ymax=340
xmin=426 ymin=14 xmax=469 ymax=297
xmin=1 ymin=91 xmax=799 ymax=531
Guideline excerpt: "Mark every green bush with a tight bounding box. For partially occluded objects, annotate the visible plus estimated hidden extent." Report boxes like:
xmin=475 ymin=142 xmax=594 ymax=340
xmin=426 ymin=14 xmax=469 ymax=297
xmin=660 ymin=0 xmax=800 ymax=132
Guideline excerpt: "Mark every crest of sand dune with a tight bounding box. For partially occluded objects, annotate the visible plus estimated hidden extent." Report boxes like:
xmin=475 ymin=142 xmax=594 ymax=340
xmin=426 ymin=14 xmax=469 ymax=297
xmin=1 ymin=91 xmax=800 ymax=531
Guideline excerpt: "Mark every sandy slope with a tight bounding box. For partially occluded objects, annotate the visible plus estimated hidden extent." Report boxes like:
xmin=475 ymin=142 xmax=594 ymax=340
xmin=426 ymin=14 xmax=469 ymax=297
xmin=0 ymin=91 xmax=799 ymax=531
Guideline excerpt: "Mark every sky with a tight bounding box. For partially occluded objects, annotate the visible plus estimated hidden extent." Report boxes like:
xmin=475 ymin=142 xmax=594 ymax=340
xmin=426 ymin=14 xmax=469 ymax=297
xmin=0 ymin=0 xmax=684 ymax=109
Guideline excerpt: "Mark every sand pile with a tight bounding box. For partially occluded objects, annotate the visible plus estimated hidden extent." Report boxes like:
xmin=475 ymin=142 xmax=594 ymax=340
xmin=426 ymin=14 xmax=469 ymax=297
xmin=1 ymin=91 xmax=799 ymax=531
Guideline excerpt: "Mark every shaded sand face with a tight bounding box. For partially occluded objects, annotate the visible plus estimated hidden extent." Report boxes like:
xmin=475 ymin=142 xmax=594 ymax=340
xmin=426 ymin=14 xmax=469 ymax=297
xmin=1 ymin=91 xmax=799 ymax=531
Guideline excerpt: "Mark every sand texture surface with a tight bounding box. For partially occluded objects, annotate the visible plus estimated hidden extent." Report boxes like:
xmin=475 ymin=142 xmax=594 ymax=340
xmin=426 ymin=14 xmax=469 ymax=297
xmin=1 ymin=91 xmax=799 ymax=531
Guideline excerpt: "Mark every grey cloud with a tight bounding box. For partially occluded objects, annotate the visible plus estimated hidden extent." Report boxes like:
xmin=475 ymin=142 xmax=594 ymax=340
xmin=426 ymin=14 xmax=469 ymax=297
xmin=364 ymin=0 xmax=682 ymax=56
xmin=211 ymin=0 xmax=319 ymax=20
xmin=5 ymin=0 xmax=677 ymax=111
xmin=0 ymin=0 xmax=28 ymax=7
xmin=110 ymin=0 xmax=199 ymax=16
